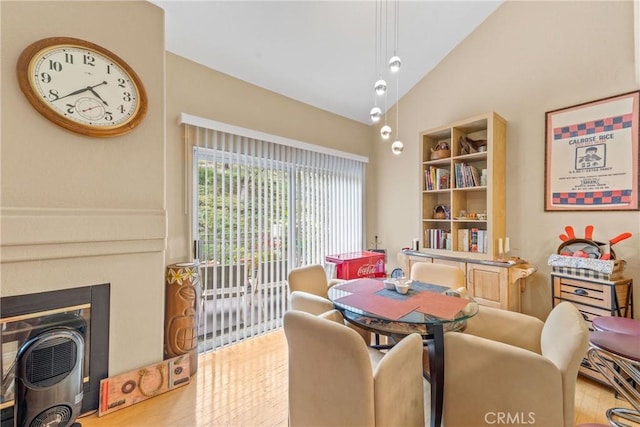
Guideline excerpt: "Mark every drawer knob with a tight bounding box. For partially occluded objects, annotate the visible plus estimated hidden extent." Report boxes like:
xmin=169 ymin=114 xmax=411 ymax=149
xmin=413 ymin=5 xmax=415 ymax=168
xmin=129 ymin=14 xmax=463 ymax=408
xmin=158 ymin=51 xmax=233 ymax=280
xmin=574 ymin=289 xmax=589 ymax=296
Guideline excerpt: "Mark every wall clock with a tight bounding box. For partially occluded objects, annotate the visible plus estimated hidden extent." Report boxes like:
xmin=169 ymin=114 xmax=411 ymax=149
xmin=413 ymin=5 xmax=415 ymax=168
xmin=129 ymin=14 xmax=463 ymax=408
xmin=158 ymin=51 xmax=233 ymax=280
xmin=17 ymin=37 xmax=148 ymax=137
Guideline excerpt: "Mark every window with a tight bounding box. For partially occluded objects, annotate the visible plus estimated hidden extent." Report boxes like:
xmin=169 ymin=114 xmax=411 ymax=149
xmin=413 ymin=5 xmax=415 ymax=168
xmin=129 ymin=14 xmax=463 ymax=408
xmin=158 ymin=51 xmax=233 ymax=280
xmin=183 ymin=114 xmax=367 ymax=351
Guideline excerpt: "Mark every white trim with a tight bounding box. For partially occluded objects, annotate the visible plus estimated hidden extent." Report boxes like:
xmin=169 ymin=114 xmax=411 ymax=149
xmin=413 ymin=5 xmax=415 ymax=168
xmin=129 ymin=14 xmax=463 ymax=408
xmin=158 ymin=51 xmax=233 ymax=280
xmin=180 ymin=113 xmax=369 ymax=163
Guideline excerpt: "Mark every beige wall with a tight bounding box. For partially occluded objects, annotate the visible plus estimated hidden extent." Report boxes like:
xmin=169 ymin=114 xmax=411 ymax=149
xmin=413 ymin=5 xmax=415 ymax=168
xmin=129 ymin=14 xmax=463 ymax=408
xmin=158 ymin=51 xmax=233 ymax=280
xmin=377 ymin=0 xmax=639 ymax=319
xmin=1 ymin=1 xmax=166 ymax=375
xmin=2 ymin=0 xmax=638 ymax=382
xmin=0 ymin=0 xmax=373 ymax=377
xmin=164 ymin=53 xmax=373 ymax=265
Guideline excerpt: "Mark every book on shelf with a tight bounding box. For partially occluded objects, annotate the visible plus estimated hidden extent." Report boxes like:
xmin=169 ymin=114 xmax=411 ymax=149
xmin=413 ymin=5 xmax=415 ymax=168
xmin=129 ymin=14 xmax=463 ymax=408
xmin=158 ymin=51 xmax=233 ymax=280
xmin=458 ymin=229 xmax=470 ymax=252
xmin=470 ymin=165 xmax=481 ymax=187
xmin=424 ymin=228 xmax=451 ymax=249
xmin=436 ymin=168 xmax=450 ymax=190
xmin=454 ymin=163 xmax=482 ymax=188
xmin=478 ymin=230 xmax=487 ymax=253
xmin=470 ymin=228 xmax=479 ymax=252
xmin=454 ymin=163 xmax=462 ymax=188
xmin=457 ymin=228 xmax=487 ymax=253
xmin=425 ymin=168 xmax=434 ymax=191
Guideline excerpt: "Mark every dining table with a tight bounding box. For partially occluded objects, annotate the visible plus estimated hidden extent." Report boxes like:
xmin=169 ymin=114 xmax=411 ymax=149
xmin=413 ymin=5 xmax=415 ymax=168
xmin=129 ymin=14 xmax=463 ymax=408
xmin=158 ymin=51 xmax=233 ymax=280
xmin=327 ymin=277 xmax=479 ymax=427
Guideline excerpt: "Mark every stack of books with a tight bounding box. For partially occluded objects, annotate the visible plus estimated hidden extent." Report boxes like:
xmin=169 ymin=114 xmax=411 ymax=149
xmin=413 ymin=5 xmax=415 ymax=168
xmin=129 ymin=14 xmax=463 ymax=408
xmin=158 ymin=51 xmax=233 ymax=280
xmin=454 ymin=163 xmax=482 ymax=188
xmin=424 ymin=229 xmax=452 ymax=250
xmin=457 ymin=228 xmax=488 ymax=253
xmin=425 ymin=167 xmax=450 ymax=191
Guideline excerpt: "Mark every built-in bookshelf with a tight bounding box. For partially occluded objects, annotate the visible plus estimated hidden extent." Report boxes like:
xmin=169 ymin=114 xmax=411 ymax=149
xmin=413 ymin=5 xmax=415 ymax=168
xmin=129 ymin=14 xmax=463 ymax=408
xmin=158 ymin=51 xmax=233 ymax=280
xmin=419 ymin=112 xmax=506 ymax=260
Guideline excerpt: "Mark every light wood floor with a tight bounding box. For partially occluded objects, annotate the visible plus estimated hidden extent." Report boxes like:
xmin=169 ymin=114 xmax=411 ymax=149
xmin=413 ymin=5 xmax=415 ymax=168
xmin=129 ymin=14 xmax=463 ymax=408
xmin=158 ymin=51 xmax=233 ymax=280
xmin=80 ymin=329 xmax=632 ymax=426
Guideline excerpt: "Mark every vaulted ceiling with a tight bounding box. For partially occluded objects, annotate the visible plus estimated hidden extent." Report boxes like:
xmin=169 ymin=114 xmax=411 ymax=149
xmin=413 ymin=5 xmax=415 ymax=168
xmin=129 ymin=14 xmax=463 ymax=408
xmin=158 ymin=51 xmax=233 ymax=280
xmin=150 ymin=1 xmax=502 ymax=124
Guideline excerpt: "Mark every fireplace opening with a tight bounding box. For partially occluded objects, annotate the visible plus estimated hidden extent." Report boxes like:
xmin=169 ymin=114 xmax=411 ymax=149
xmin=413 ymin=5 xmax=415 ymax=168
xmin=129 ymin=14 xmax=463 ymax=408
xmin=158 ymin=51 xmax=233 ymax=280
xmin=0 ymin=284 xmax=109 ymax=427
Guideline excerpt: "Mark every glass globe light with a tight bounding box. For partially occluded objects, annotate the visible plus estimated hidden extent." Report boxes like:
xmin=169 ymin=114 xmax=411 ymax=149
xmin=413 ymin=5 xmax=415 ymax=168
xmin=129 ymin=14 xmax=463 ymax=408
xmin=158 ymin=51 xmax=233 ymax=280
xmin=388 ymin=56 xmax=402 ymax=73
xmin=374 ymin=79 xmax=387 ymax=95
xmin=380 ymin=125 xmax=392 ymax=139
xmin=391 ymin=140 xmax=404 ymax=155
xmin=369 ymin=107 xmax=382 ymax=123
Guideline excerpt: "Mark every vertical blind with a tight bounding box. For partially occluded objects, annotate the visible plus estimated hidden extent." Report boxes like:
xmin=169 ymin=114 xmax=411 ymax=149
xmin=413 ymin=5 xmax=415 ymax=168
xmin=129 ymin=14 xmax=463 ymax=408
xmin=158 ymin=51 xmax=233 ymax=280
xmin=185 ymin=117 xmax=367 ymax=351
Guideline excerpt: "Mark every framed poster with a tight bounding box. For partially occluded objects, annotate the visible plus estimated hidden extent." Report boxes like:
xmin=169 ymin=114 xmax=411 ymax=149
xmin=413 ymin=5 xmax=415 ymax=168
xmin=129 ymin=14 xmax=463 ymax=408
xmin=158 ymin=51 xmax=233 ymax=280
xmin=545 ymin=90 xmax=640 ymax=211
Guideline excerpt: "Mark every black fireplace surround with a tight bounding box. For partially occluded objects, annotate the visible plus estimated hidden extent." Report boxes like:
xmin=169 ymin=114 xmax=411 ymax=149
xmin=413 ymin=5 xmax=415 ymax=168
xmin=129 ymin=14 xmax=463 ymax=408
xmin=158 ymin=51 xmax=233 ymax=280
xmin=0 ymin=284 xmax=110 ymax=426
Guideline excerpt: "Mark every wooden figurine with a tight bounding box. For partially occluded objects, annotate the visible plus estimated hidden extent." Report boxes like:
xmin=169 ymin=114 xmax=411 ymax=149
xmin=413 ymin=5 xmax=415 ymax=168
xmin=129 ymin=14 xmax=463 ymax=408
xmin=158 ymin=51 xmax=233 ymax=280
xmin=458 ymin=136 xmax=487 ymax=155
xmin=164 ymin=262 xmax=201 ymax=376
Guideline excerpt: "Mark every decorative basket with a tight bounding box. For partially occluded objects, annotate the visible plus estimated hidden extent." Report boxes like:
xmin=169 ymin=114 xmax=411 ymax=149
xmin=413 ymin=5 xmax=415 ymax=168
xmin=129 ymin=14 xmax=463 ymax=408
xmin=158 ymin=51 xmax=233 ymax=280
xmin=433 ymin=204 xmax=450 ymax=219
xmin=430 ymin=149 xmax=451 ymax=160
xmin=430 ymin=141 xmax=451 ymax=160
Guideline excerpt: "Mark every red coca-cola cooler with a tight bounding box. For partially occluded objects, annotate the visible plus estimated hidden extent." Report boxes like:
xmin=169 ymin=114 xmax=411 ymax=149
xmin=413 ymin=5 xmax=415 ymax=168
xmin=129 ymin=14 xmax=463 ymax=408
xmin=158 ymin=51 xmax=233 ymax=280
xmin=325 ymin=251 xmax=386 ymax=280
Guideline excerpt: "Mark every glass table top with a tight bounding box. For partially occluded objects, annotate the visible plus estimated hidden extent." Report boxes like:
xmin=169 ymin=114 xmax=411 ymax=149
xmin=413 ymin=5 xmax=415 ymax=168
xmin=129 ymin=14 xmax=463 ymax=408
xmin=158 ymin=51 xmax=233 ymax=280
xmin=327 ymin=279 xmax=479 ymax=336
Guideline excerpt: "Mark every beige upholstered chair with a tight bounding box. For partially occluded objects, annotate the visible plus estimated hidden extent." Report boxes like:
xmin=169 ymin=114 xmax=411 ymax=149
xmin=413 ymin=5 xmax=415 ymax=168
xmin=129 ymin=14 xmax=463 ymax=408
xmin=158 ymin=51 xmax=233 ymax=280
xmin=283 ymin=310 xmax=425 ymax=427
xmin=287 ymin=264 xmax=341 ymax=314
xmin=287 ymin=264 xmax=371 ymax=343
xmin=409 ymin=262 xmax=465 ymax=288
xmin=289 ymin=290 xmax=334 ymax=315
xmin=288 ymin=290 xmax=370 ymax=344
xmin=443 ymin=301 xmax=589 ymax=427
xmin=288 ymin=264 xmax=342 ymax=297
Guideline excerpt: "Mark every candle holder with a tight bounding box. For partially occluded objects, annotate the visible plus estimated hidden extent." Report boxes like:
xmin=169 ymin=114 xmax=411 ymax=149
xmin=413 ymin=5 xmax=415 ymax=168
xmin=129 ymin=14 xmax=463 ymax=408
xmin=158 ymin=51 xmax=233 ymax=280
xmin=497 ymin=237 xmax=511 ymax=261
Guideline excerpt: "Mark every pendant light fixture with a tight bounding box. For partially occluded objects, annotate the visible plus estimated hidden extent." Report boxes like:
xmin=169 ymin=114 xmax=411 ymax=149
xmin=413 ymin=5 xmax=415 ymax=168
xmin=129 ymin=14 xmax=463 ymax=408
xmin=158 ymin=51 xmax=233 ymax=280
xmin=380 ymin=124 xmax=392 ymax=139
xmin=379 ymin=0 xmax=392 ymax=139
xmin=389 ymin=56 xmax=402 ymax=73
xmin=388 ymin=0 xmax=401 ymax=74
xmin=389 ymin=0 xmax=403 ymax=154
xmin=391 ymin=71 xmax=403 ymax=154
xmin=391 ymin=140 xmax=404 ymax=154
xmin=370 ymin=0 xmax=402 ymax=151
xmin=370 ymin=106 xmax=382 ymax=123
xmin=374 ymin=79 xmax=387 ymax=95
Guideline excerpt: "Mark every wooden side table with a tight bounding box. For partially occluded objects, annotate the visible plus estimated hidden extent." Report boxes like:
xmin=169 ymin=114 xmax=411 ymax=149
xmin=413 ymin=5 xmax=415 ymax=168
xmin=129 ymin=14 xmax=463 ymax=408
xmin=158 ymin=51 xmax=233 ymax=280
xmin=551 ymin=274 xmax=633 ymax=384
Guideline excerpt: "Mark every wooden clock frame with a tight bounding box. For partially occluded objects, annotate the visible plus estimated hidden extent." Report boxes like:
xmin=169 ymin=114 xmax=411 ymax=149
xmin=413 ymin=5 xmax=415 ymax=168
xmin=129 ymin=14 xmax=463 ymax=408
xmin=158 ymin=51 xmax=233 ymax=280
xmin=16 ymin=37 xmax=148 ymax=138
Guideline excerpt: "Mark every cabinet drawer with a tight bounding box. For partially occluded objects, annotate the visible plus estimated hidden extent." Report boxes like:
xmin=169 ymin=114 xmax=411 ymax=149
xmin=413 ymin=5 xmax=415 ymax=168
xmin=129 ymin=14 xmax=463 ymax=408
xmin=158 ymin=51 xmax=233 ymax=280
xmin=554 ymin=298 xmax=615 ymax=329
xmin=554 ymin=277 xmax=611 ymax=309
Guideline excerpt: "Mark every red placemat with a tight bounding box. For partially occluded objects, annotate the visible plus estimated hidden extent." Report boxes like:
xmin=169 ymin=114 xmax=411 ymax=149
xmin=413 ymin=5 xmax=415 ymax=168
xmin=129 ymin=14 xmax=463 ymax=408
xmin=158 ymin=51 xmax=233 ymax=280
xmin=334 ymin=278 xmax=384 ymax=293
xmin=335 ymin=292 xmax=418 ymax=320
xmin=412 ymin=292 xmax=470 ymax=320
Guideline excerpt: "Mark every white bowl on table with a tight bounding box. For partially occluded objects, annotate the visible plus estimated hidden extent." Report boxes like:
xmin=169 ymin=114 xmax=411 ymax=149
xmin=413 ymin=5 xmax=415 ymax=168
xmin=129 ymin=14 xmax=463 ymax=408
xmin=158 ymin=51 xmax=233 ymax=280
xmin=383 ymin=279 xmax=397 ymax=290
xmin=394 ymin=278 xmax=411 ymax=294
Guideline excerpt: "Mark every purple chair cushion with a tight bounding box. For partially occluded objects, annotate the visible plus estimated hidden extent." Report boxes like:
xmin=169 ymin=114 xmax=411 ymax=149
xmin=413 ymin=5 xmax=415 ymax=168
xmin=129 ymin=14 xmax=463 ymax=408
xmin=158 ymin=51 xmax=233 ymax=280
xmin=589 ymin=331 xmax=640 ymax=362
xmin=592 ymin=316 xmax=640 ymax=336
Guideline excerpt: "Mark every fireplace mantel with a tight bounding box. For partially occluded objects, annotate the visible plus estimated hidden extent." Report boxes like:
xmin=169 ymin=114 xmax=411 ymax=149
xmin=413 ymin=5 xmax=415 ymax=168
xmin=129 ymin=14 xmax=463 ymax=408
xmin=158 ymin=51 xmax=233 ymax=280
xmin=0 ymin=207 xmax=166 ymax=263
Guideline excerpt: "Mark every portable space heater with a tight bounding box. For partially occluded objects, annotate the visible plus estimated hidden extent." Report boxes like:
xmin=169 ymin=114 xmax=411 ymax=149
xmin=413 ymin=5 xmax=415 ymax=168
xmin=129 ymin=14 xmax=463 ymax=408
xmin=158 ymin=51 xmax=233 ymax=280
xmin=14 ymin=328 xmax=84 ymax=427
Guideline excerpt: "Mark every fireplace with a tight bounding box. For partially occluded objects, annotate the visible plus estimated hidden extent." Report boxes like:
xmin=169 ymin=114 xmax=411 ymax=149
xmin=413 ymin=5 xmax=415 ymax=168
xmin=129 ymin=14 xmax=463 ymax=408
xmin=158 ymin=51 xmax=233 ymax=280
xmin=0 ymin=284 xmax=110 ymax=426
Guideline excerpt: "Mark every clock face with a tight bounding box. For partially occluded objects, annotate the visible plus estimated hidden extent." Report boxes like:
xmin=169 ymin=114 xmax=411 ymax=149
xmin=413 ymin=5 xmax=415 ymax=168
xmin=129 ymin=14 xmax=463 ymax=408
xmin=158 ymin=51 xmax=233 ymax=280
xmin=17 ymin=37 xmax=147 ymax=137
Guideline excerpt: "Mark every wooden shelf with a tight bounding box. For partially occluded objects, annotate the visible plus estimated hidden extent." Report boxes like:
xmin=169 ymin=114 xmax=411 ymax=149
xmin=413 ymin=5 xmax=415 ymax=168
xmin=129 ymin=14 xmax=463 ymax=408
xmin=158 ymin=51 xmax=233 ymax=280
xmin=419 ymin=112 xmax=506 ymax=258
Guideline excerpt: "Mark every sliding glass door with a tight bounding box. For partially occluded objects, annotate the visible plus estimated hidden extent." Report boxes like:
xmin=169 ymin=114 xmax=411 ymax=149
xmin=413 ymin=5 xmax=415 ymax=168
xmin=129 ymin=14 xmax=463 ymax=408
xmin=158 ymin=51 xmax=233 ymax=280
xmin=189 ymin=124 xmax=365 ymax=351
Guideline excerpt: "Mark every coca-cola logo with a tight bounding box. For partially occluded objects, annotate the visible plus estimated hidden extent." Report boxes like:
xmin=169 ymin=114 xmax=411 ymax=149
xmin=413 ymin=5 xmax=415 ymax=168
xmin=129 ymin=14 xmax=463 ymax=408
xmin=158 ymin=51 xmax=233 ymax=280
xmin=357 ymin=263 xmax=377 ymax=276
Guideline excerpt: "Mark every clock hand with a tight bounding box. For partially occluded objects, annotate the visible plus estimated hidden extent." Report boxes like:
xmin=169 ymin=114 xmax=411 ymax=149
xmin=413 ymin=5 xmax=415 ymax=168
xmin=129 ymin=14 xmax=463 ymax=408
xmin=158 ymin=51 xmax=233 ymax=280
xmin=89 ymin=88 xmax=109 ymax=106
xmin=81 ymin=105 xmax=101 ymax=113
xmin=54 ymin=86 xmax=91 ymax=101
xmin=54 ymin=81 xmax=108 ymax=102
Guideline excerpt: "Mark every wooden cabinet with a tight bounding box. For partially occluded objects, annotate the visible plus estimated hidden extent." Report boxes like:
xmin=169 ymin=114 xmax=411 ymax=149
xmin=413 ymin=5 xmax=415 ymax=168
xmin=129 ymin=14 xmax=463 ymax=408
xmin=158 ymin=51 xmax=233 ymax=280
xmin=467 ymin=263 xmax=513 ymax=311
xmin=399 ymin=251 xmax=536 ymax=312
xmin=551 ymin=274 xmax=633 ymax=384
xmin=420 ymin=112 xmax=506 ymax=260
